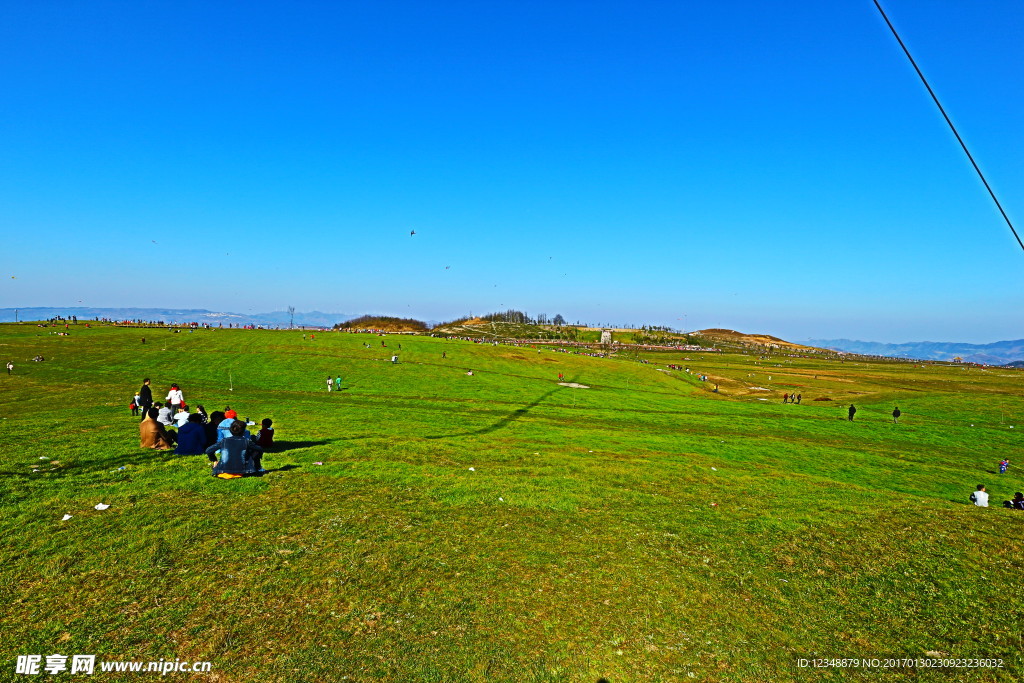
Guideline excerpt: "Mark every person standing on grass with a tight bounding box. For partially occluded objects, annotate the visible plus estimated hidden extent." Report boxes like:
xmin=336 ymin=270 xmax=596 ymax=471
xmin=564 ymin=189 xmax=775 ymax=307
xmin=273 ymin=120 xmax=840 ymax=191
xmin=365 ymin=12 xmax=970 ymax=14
xmin=166 ymin=383 xmax=184 ymax=412
xmin=783 ymin=392 xmax=789 ymax=403
xmin=999 ymin=459 xmax=1009 ymax=474
xmin=5 ymin=361 xmax=12 ymax=375
xmin=796 ymin=393 xmax=802 ymax=404
xmin=970 ymin=484 xmax=989 ymax=507
xmin=848 ymin=404 xmax=857 ymax=421
xmin=335 ymin=375 xmax=342 ymax=391
xmin=138 ymin=378 xmax=153 ymax=420
xmin=326 ymin=376 xmax=333 ymax=392
xmin=892 ymin=406 xmax=901 ymax=424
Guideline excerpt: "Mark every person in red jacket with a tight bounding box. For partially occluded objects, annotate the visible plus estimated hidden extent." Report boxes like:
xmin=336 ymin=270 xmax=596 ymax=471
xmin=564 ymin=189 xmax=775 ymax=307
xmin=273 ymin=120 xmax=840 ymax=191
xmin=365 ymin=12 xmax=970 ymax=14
xmin=255 ymin=418 xmax=275 ymax=449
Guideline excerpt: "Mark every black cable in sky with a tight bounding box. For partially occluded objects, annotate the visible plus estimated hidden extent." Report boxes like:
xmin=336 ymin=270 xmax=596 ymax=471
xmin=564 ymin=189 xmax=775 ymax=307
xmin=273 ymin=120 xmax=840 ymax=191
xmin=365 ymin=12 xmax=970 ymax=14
xmin=872 ymin=0 xmax=1024 ymax=253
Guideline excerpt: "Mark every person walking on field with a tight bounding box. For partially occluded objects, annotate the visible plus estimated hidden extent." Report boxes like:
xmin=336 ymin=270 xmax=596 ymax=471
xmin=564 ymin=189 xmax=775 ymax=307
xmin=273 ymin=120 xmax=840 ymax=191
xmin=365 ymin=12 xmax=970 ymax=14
xmin=783 ymin=392 xmax=789 ymax=403
xmin=848 ymin=404 xmax=857 ymax=421
xmin=892 ymin=406 xmax=901 ymax=424
xmin=335 ymin=375 xmax=342 ymax=391
xmin=796 ymin=393 xmax=802 ymax=404
xmin=6 ymin=361 xmax=12 ymax=375
xmin=326 ymin=376 xmax=333 ymax=392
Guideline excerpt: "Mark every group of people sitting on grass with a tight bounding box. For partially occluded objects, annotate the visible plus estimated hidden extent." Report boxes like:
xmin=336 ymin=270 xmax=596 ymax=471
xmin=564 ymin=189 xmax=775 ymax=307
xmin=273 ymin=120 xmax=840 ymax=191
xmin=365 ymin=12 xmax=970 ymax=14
xmin=969 ymin=484 xmax=1024 ymax=510
xmin=138 ymin=384 xmax=275 ymax=479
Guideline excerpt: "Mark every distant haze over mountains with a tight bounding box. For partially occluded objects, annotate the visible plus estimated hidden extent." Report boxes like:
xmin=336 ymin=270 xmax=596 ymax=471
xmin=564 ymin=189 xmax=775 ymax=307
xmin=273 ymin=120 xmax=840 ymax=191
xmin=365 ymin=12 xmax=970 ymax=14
xmin=0 ymin=307 xmax=354 ymax=328
xmin=805 ymin=339 xmax=1024 ymax=366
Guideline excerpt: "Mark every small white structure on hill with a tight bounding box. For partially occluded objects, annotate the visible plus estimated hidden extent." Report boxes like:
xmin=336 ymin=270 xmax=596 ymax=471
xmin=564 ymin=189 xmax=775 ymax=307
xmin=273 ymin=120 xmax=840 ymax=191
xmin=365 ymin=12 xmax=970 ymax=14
xmin=600 ymin=329 xmax=613 ymax=345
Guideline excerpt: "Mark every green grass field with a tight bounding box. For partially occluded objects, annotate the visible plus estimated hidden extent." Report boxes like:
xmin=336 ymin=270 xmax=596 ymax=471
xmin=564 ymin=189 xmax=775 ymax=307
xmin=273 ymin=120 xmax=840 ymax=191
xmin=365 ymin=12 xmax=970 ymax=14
xmin=2 ymin=323 xmax=1022 ymax=682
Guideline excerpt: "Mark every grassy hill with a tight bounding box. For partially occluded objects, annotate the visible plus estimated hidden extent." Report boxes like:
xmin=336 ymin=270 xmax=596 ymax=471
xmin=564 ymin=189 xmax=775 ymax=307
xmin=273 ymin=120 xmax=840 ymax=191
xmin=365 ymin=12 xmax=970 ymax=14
xmin=1 ymin=323 xmax=1022 ymax=681
xmin=335 ymin=315 xmax=429 ymax=333
xmin=432 ymin=318 xmax=585 ymax=341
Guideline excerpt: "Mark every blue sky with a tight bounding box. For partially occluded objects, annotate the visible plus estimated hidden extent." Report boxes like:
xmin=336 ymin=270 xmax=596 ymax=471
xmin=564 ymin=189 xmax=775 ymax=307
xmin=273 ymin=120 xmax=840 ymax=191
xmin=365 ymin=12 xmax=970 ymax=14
xmin=2 ymin=1 xmax=1021 ymax=342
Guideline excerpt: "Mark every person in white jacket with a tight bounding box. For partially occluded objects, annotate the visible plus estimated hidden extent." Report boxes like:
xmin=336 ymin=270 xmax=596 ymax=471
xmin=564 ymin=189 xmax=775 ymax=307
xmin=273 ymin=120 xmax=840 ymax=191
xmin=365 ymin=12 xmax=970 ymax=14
xmin=970 ymin=484 xmax=989 ymax=507
xmin=166 ymin=383 xmax=185 ymax=411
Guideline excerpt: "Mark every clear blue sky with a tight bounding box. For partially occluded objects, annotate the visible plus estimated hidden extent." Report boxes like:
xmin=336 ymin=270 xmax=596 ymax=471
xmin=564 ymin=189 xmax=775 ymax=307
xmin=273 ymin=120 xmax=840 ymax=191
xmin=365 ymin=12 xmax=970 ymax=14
xmin=2 ymin=1 xmax=1021 ymax=342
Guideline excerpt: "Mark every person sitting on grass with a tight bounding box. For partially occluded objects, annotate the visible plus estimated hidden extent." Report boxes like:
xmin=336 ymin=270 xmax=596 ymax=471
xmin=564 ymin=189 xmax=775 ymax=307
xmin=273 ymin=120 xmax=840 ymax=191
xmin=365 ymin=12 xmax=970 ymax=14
xmin=174 ymin=413 xmax=207 ymax=455
xmin=217 ymin=409 xmax=249 ymax=442
xmin=173 ymin=406 xmax=191 ymax=428
xmin=205 ymin=420 xmax=265 ymax=478
xmin=970 ymin=484 xmax=989 ymax=507
xmin=204 ymin=411 xmax=225 ymax=447
xmin=255 ymin=418 xmax=275 ymax=449
xmin=156 ymin=402 xmax=174 ymax=427
xmin=140 ymin=408 xmax=176 ymax=450
xmin=1003 ymin=492 xmax=1024 ymax=510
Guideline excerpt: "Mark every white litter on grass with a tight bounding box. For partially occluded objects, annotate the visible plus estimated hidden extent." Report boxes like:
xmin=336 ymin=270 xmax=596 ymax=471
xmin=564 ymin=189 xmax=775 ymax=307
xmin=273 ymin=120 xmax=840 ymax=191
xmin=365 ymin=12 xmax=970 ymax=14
xmin=61 ymin=514 xmax=72 ymax=521
xmin=39 ymin=456 xmax=50 ymax=460
xmin=468 ymin=467 xmax=475 ymax=472
xmin=313 ymin=462 xmax=324 ymax=466
xmin=94 ymin=503 xmax=110 ymax=511
xmin=711 ymin=467 xmax=717 ymax=471
xmin=499 ymin=497 xmax=504 ymax=502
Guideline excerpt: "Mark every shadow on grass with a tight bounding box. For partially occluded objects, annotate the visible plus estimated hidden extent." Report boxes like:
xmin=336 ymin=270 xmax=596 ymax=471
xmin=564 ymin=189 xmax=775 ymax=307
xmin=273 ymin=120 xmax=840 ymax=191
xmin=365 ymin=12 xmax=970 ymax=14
xmin=0 ymin=449 xmax=183 ymax=479
xmin=273 ymin=440 xmax=333 ymax=451
xmin=264 ymin=464 xmax=301 ymax=474
xmin=0 ymin=437 xmax=373 ymax=481
xmin=424 ymin=386 xmax=561 ymax=440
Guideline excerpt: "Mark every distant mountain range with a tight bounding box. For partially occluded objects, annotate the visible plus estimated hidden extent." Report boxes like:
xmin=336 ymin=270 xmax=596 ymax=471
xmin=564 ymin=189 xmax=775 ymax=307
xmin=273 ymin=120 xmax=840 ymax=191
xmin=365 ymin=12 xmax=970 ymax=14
xmin=805 ymin=338 xmax=1024 ymax=366
xmin=0 ymin=307 xmax=354 ymax=328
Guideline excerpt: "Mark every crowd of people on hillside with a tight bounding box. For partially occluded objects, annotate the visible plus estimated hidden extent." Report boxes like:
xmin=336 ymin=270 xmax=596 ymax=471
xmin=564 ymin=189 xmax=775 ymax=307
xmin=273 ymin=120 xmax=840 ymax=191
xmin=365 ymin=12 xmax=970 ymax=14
xmin=135 ymin=378 xmax=275 ymax=479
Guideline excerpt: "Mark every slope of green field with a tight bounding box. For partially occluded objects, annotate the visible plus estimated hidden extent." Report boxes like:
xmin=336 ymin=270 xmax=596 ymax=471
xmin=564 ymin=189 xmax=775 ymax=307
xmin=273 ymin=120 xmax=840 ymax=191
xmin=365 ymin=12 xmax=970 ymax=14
xmin=1 ymin=324 xmax=1022 ymax=682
